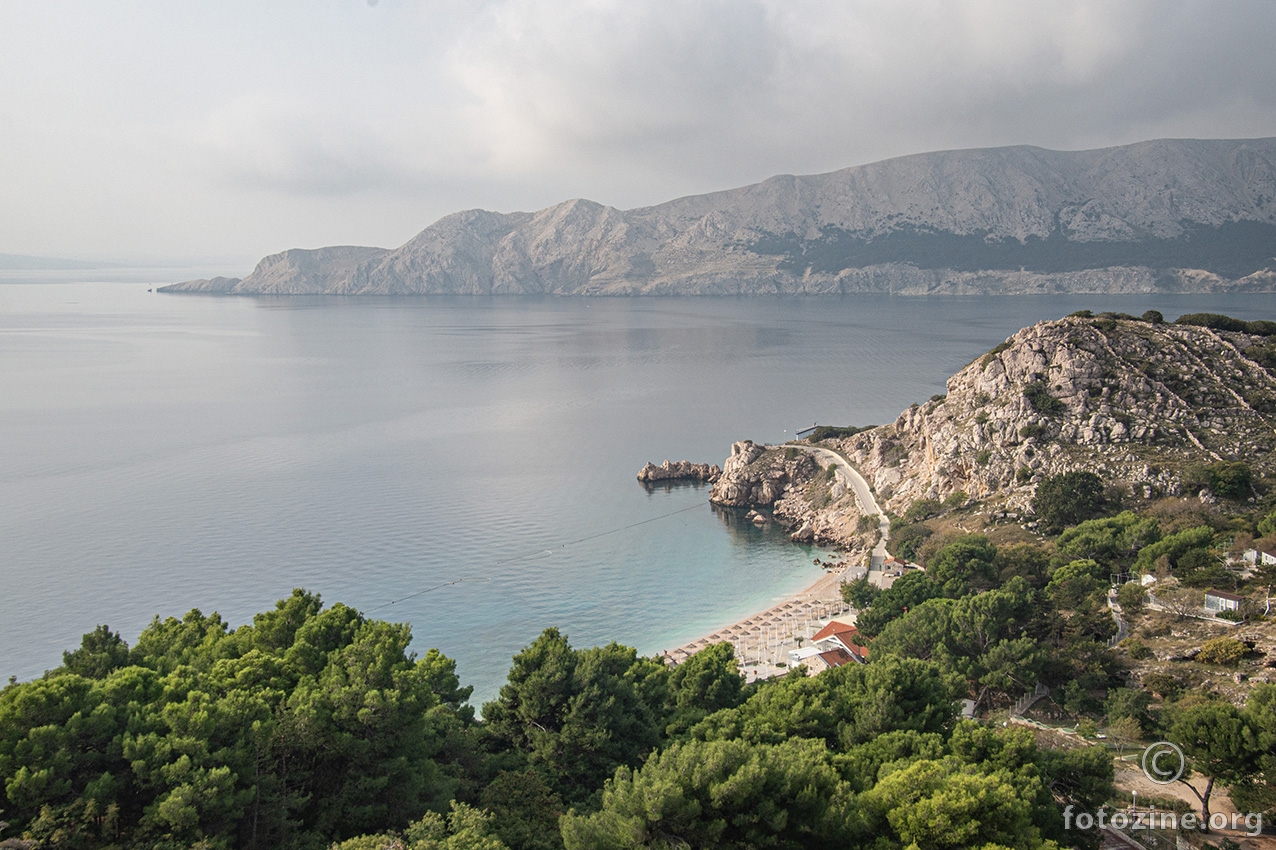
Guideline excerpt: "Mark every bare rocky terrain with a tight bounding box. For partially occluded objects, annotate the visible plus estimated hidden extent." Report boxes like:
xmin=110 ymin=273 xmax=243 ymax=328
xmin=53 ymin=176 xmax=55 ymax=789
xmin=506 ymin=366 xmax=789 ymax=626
xmin=710 ymin=441 xmax=875 ymax=562
xmin=635 ymin=459 xmax=721 ymax=484
xmin=711 ymin=314 xmax=1276 ymax=551
xmin=164 ymin=138 xmax=1276 ymax=296
xmin=837 ymin=315 xmax=1276 ymax=515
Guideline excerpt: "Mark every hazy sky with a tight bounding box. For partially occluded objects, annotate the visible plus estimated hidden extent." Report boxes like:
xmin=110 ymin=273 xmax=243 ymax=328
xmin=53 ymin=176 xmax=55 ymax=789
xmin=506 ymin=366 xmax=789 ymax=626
xmin=3 ymin=1 xmax=1276 ymax=265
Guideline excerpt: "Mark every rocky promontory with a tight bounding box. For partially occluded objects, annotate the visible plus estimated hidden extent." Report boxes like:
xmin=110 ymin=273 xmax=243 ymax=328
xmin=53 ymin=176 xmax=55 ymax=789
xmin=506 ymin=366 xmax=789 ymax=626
xmin=636 ymin=460 xmax=722 ymax=484
xmin=713 ymin=312 xmax=1276 ymax=551
xmin=834 ymin=312 xmax=1276 ymax=516
xmin=710 ymin=441 xmax=874 ymax=561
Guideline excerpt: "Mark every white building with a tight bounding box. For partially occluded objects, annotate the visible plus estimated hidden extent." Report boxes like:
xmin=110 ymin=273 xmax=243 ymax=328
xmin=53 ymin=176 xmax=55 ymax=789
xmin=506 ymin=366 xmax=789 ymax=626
xmin=1204 ymin=589 xmax=1244 ymax=613
xmin=1242 ymin=547 xmax=1276 ymax=567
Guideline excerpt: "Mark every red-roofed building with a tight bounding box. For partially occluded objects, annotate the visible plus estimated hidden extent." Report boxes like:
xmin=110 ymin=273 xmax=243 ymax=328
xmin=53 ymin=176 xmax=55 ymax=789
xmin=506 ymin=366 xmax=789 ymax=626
xmin=810 ymin=620 xmax=868 ymax=664
xmin=812 ymin=620 xmax=858 ymax=642
xmin=817 ymin=647 xmax=857 ymax=669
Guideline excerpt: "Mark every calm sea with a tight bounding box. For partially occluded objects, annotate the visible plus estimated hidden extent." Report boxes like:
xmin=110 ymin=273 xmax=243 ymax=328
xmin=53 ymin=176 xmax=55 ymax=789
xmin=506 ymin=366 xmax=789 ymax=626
xmin=1 ymin=275 xmax=1271 ymax=704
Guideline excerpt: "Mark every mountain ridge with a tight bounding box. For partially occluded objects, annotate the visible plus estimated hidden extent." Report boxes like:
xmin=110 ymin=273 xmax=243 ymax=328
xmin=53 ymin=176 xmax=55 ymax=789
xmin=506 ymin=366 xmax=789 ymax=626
xmin=163 ymin=137 xmax=1276 ymax=296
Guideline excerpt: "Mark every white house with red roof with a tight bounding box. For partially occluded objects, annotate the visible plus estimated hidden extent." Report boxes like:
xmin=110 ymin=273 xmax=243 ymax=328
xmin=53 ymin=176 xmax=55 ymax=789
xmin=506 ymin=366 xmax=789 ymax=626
xmin=787 ymin=621 xmax=871 ymax=673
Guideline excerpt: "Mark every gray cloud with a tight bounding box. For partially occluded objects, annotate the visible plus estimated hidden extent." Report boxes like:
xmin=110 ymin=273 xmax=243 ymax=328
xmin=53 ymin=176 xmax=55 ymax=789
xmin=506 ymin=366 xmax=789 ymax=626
xmin=1 ymin=0 xmax=1274 ymax=261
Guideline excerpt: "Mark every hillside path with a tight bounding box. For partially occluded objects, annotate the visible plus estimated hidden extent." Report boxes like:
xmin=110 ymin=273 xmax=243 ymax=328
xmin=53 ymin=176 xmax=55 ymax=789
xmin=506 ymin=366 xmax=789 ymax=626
xmin=794 ymin=444 xmax=890 ymax=567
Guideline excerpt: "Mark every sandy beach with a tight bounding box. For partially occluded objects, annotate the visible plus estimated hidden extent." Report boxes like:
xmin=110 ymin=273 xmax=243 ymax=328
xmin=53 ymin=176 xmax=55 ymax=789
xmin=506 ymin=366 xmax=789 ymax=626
xmin=664 ymin=565 xmax=861 ymax=681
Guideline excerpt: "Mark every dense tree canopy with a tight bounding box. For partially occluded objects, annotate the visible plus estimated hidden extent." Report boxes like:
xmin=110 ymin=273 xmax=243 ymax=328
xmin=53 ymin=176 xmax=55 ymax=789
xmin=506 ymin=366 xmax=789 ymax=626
xmin=0 ymin=591 xmax=463 ymax=850
xmin=1031 ymin=471 xmax=1111 ymax=534
xmin=0 ymin=583 xmax=1123 ymax=850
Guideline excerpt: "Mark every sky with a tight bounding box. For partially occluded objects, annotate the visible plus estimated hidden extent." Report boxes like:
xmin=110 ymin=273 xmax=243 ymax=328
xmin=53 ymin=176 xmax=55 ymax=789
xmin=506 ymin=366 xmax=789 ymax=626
xmin=3 ymin=0 xmax=1276 ymax=266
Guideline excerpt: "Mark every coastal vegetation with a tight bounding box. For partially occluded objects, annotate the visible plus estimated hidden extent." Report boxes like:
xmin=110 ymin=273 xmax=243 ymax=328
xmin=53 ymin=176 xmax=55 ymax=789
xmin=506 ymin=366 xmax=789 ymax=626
xmin=0 ymin=597 xmax=1115 ymax=850
xmin=846 ymin=459 xmax=1276 ymax=829
xmin=806 ymin=424 xmax=872 ymax=442
xmin=6 ymin=311 xmax=1276 ymax=848
xmin=13 ymin=467 xmax=1276 ymax=848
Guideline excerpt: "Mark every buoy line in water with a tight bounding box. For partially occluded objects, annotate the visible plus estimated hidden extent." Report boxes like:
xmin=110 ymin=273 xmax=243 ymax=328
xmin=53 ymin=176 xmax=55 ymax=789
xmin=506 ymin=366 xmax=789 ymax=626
xmin=370 ymin=497 xmax=707 ymax=612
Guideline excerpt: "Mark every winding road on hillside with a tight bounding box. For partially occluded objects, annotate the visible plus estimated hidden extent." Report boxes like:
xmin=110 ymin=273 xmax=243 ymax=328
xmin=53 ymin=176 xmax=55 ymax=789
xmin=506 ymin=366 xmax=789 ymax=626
xmin=794 ymin=444 xmax=890 ymax=567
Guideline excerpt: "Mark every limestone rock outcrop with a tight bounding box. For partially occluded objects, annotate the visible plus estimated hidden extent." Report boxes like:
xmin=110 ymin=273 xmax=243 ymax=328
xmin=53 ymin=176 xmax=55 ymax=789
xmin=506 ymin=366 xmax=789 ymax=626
xmin=709 ymin=442 xmax=873 ymax=559
xmin=637 ymin=460 xmax=722 ymax=484
xmin=830 ymin=315 xmax=1276 ymax=515
xmin=711 ymin=314 xmax=1276 ymax=551
xmin=709 ymin=442 xmax=817 ymax=507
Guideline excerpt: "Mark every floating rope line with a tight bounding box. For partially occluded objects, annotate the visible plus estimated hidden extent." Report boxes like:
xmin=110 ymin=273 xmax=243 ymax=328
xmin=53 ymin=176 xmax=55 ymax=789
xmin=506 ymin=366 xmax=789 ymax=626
xmin=372 ymin=498 xmax=707 ymax=611
xmin=370 ymin=577 xmax=493 ymax=611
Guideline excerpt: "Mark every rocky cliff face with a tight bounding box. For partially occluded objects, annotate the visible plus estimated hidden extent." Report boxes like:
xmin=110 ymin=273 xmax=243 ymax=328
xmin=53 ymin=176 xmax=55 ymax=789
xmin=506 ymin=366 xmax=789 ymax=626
xmin=710 ymin=441 xmax=874 ymax=561
xmin=832 ymin=316 xmax=1276 ymax=516
xmin=162 ymin=138 xmax=1276 ymax=296
xmin=712 ymin=315 xmax=1276 ymax=551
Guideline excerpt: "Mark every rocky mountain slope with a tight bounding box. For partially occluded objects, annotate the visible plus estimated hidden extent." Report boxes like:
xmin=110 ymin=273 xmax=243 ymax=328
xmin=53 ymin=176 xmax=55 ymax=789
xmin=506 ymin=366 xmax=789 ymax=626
xmin=164 ymin=138 xmax=1276 ymax=296
xmin=711 ymin=313 xmax=1276 ymax=549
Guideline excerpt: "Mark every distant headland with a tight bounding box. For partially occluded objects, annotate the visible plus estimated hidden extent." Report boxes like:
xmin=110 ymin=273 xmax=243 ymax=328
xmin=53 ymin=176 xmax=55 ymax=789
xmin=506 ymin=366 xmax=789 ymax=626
xmin=162 ymin=137 xmax=1276 ymax=297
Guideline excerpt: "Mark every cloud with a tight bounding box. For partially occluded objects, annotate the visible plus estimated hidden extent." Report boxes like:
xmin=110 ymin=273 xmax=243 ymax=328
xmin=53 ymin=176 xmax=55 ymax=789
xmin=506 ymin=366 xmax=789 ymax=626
xmin=189 ymin=95 xmax=436 ymax=196
xmin=445 ymin=0 xmax=1276 ymax=197
xmin=3 ymin=0 xmax=1276 ymax=258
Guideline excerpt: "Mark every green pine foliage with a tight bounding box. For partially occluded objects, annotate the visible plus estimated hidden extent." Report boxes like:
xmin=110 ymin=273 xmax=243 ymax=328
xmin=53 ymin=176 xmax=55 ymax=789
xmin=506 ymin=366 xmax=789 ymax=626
xmin=1031 ymin=471 xmax=1112 ymax=533
xmin=19 ymin=470 xmax=1276 ymax=848
xmin=0 ymin=591 xmax=466 ymax=850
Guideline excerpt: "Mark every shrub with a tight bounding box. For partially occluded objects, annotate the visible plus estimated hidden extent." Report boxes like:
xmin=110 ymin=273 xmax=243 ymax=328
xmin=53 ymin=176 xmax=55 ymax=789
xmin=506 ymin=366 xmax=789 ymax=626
xmin=808 ymin=425 xmax=871 ymax=442
xmin=975 ymin=449 xmax=991 ymax=466
xmin=1019 ymin=424 xmax=1047 ymax=440
xmin=1175 ymin=312 xmax=1276 ymax=336
xmin=1210 ymin=462 xmax=1253 ymax=499
xmin=980 ymin=340 xmax=1013 ymax=368
xmin=1120 ymin=638 xmax=1153 ymax=660
xmin=1182 ymin=462 xmax=1252 ymax=498
xmin=1032 ymin=471 xmax=1111 ymax=534
xmin=1177 ymin=312 xmax=1248 ymax=332
xmin=841 ymin=576 xmax=881 ymax=609
xmin=1141 ymin=672 xmax=1183 ymax=699
xmin=904 ymin=498 xmax=941 ymax=523
xmin=1142 ymin=310 xmax=1165 ymax=324
xmin=1246 ymin=342 xmax=1276 ymax=371
xmin=974 ymin=412 xmax=989 ymax=425
xmin=1196 ymin=637 xmax=1246 ymax=666
xmin=1117 ymin=582 xmax=1147 ymax=614
xmin=890 ymin=523 xmax=933 ymax=562
xmin=1015 ymin=466 xmax=1033 ymax=484
xmin=943 ymin=491 xmax=968 ymax=510
xmin=1023 ymin=380 xmax=1065 ymax=414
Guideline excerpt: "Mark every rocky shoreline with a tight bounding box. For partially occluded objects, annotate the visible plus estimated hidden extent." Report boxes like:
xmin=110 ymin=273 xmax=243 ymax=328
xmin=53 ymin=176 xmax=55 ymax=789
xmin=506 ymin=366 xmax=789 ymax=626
xmin=636 ymin=459 xmax=722 ymax=484
xmin=709 ymin=440 xmax=877 ymax=557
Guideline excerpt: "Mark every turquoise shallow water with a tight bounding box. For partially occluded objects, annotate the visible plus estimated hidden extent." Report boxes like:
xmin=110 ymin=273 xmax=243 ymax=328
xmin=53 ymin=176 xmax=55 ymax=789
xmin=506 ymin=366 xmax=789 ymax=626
xmin=1 ymin=279 xmax=1271 ymax=704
